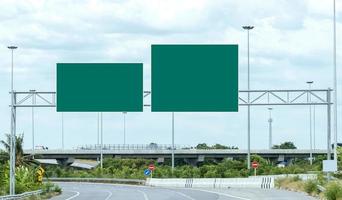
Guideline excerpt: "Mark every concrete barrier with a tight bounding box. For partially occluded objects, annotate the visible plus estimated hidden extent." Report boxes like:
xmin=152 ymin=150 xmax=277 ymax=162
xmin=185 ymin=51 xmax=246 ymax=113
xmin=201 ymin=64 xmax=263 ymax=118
xmin=46 ymin=177 xmax=145 ymax=185
xmin=146 ymin=177 xmax=274 ymax=189
xmin=258 ymin=174 xmax=317 ymax=181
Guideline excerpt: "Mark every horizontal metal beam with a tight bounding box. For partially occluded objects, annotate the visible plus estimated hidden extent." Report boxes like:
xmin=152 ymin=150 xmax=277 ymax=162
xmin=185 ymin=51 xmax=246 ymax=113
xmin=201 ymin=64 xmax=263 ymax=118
xmin=12 ymin=89 xmax=332 ymax=108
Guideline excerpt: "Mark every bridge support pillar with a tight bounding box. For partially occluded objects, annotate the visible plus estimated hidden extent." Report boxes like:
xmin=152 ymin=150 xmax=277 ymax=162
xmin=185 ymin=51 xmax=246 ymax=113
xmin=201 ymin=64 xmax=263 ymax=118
xmin=56 ymin=157 xmax=75 ymax=166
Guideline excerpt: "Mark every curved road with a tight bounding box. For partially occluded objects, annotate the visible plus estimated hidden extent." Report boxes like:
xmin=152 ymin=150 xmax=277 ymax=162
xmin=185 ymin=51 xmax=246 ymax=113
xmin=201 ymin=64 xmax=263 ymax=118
xmin=50 ymin=182 xmax=315 ymax=200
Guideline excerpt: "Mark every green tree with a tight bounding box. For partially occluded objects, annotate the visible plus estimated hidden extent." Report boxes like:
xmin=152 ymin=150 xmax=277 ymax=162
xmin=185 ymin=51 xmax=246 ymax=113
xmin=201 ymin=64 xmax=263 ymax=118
xmin=0 ymin=134 xmax=38 ymax=167
xmin=196 ymin=143 xmax=211 ymax=149
xmin=272 ymin=141 xmax=297 ymax=149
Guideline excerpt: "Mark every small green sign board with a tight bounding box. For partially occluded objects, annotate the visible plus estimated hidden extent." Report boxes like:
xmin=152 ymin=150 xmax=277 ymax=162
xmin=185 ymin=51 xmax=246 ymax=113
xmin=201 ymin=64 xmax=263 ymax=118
xmin=151 ymin=44 xmax=238 ymax=112
xmin=57 ymin=63 xmax=143 ymax=112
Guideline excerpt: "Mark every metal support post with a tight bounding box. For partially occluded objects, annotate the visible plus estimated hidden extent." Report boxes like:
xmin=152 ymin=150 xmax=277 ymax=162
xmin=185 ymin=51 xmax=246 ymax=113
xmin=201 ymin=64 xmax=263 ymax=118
xmin=97 ymin=112 xmax=100 ymax=146
xmin=268 ymin=108 xmax=273 ymax=149
xmin=61 ymin=113 xmax=64 ymax=150
xmin=10 ymin=94 xmax=16 ymax=195
xmin=171 ymin=112 xmax=175 ymax=172
xmin=30 ymin=90 xmax=36 ymax=155
xmin=307 ymin=81 xmax=313 ymax=165
xmin=100 ymin=112 xmax=103 ymax=169
xmin=327 ymin=89 xmax=332 ymax=180
xmin=327 ymin=89 xmax=332 ymax=159
xmin=123 ymin=112 xmax=126 ymax=145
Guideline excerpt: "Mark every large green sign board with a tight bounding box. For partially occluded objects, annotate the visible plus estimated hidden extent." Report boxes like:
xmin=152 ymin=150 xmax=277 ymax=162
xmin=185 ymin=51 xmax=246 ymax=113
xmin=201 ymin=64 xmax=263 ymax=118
xmin=151 ymin=44 xmax=238 ymax=112
xmin=57 ymin=63 xmax=143 ymax=112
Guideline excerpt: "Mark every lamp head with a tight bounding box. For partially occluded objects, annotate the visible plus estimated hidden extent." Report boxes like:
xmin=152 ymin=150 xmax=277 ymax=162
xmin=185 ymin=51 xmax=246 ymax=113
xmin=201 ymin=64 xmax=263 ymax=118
xmin=7 ymin=46 xmax=18 ymax=50
xmin=242 ymin=26 xmax=254 ymax=30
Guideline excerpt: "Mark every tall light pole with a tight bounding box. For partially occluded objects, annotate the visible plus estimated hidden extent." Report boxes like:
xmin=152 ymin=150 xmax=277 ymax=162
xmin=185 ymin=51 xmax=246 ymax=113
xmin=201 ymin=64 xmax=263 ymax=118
xmin=307 ymin=81 xmax=314 ymax=165
xmin=8 ymin=45 xmax=17 ymax=195
xmin=268 ymin=108 xmax=273 ymax=149
xmin=123 ymin=112 xmax=127 ymax=145
xmin=243 ymin=25 xmax=254 ymax=169
xmin=332 ymin=0 xmax=338 ymax=162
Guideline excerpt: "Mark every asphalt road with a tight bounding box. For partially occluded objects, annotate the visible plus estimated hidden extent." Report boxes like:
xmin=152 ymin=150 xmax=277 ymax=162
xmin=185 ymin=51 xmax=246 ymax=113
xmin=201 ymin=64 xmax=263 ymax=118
xmin=49 ymin=182 xmax=316 ymax=200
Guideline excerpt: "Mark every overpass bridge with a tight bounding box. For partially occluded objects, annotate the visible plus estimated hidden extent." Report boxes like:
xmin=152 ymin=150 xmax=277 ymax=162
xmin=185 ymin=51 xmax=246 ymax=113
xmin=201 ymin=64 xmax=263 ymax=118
xmin=24 ymin=148 xmax=328 ymax=166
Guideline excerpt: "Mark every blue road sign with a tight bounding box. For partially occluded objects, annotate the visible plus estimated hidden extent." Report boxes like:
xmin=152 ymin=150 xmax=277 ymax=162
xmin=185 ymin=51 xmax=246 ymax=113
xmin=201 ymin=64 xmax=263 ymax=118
xmin=144 ymin=169 xmax=151 ymax=176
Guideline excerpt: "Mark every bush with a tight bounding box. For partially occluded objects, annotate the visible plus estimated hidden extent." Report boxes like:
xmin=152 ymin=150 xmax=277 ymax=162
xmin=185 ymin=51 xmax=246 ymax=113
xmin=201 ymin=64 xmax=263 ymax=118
xmin=304 ymin=180 xmax=318 ymax=195
xmin=324 ymin=182 xmax=342 ymax=200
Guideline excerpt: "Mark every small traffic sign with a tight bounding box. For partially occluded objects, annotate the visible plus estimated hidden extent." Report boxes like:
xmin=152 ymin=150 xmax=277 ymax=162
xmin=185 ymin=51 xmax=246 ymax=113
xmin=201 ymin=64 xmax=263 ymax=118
xmin=148 ymin=164 xmax=155 ymax=171
xmin=144 ymin=169 xmax=151 ymax=176
xmin=252 ymin=161 xmax=259 ymax=169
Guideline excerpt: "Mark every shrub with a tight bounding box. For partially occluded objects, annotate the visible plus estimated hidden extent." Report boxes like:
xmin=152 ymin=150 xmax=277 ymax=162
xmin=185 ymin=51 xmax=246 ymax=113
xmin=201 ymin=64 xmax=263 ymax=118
xmin=324 ymin=182 xmax=342 ymax=200
xmin=304 ymin=180 xmax=318 ymax=195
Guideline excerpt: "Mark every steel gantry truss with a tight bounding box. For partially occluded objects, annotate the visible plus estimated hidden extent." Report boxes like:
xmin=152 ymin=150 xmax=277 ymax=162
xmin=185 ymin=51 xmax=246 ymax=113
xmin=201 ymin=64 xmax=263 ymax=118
xmin=10 ymin=88 xmax=334 ymax=193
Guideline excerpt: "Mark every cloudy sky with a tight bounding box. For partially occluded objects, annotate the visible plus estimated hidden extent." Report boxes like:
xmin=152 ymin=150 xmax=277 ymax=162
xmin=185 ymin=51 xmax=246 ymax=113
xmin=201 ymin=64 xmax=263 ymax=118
xmin=0 ymin=0 xmax=341 ymax=150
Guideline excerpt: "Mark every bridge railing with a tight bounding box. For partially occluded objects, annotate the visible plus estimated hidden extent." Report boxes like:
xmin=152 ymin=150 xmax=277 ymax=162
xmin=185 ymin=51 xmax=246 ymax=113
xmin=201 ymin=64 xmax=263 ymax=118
xmin=76 ymin=144 xmax=194 ymax=151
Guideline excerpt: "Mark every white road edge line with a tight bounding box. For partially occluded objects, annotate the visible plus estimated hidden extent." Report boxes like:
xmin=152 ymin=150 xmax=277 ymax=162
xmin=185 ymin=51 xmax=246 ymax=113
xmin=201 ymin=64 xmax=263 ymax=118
xmin=137 ymin=190 xmax=149 ymax=200
xmin=189 ymin=189 xmax=251 ymax=200
xmin=104 ymin=190 xmax=113 ymax=200
xmin=64 ymin=191 xmax=80 ymax=200
xmin=175 ymin=191 xmax=197 ymax=200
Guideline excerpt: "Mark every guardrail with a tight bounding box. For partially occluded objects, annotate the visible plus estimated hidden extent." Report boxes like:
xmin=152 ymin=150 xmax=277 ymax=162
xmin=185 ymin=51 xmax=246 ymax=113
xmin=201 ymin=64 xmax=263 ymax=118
xmin=0 ymin=190 xmax=42 ymax=200
xmin=46 ymin=177 xmax=145 ymax=185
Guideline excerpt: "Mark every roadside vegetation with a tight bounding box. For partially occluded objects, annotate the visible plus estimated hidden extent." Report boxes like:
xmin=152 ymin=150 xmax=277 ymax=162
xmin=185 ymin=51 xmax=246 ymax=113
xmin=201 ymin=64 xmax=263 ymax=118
xmin=276 ymin=176 xmax=342 ymax=200
xmin=44 ymin=153 xmax=324 ymax=179
xmin=275 ymin=146 xmax=342 ymax=200
xmin=0 ymin=134 xmax=61 ymax=198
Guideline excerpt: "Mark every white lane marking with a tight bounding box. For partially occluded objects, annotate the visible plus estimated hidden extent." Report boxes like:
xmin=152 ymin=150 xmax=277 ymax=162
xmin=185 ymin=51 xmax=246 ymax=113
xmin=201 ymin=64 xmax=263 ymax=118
xmin=104 ymin=190 xmax=113 ymax=200
xmin=175 ymin=191 xmax=197 ymax=200
xmin=137 ymin=190 xmax=149 ymax=200
xmin=189 ymin=189 xmax=251 ymax=200
xmin=64 ymin=191 xmax=80 ymax=200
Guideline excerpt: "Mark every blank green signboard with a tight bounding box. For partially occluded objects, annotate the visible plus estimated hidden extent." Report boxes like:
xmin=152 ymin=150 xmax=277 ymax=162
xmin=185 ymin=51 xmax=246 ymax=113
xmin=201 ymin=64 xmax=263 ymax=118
xmin=151 ymin=45 xmax=238 ymax=112
xmin=57 ymin=63 xmax=143 ymax=112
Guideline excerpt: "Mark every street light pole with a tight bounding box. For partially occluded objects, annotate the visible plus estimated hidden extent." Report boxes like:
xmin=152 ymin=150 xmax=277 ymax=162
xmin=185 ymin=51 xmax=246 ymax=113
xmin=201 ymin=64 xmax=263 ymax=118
xmin=243 ymin=25 xmax=254 ymax=169
xmin=268 ymin=108 xmax=273 ymax=149
xmin=332 ymin=0 xmax=338 ymax=162
xmin=8 ymin=45 xmax=17 ymax=195
xmin=307 ymin=81 xmax=314 ymax=165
